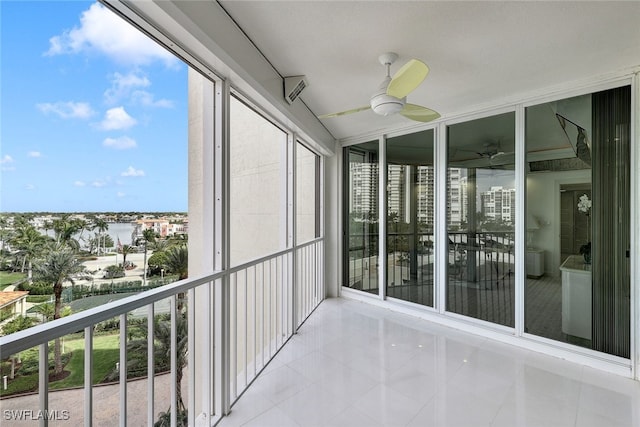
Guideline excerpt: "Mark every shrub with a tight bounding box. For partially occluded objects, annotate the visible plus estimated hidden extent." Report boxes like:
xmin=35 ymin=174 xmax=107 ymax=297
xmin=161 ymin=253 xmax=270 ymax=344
xmin=103 ymin=264 xmax=125 ymax=279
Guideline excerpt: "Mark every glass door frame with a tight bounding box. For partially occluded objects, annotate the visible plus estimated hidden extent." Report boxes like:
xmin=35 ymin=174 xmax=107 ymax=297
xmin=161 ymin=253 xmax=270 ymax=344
xmin=339 ymin=73 xmax=638 ymax=378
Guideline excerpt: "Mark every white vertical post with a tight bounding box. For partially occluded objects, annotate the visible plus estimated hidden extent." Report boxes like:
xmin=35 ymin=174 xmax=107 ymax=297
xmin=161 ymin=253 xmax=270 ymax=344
xmin=119 ymin=314 xmax=127 ymax=427
xmin=170 ymin=296 xmax=177 ymax=427
xmin=436 ymin=122 xmax=448 ymax=313
xmin=84 ymin=326 xmax=93 ymax=427
xmin=379 ymin=135 xmax=387 ymax=300
xmin=147 ymin=303 xmax=155 ymax=427
xmin=215 ymin=79 xmax=231 ymax=417
xmin=288 ymin=134 xmax=297 ymax=330
xmin=515 ymin=104 xmax=526 ymax=337
xmin=631 ymin=71 xmax=639 ymax=381
xmin=38 ymin=342 xmax=48 ymax=427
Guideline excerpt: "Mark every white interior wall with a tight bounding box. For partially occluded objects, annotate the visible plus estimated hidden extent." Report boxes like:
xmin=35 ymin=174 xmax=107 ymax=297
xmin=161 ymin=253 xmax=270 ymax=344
xmin=527 ymin=169 xmax=591 ymax=275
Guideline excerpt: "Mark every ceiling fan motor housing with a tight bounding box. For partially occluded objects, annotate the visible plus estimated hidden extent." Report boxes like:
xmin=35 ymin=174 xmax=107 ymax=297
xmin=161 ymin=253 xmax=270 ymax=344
xmin=370 ymin=93 xmax=405 ymax=116
xmin=370 ymin=77 xmax=405 ymax=116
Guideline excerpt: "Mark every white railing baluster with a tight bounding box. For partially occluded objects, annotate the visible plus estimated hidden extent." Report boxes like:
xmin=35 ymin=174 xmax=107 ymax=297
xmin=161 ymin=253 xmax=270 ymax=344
xmin=119 ymin=313 xmax=127 ymax=427
xmin=261 ymin=261 xmax=266 ymax=367
xmin=253 ymin=265 xmax=257 ymax=377
xmin=147 ymin=303 xmax=155 ymax=427
xmin=269 ymin=260 xmax=274 ymax=360
xmin=232 ymin=273 xmax=237 ymax=399
xmin=170 ymin=295 xmax=177 ymax=427
xmin=39 ymin=342 xmax=48 ymax=427
xmin=84 ymin=326 xmax=93 ymax=427
xmin=187 ymin=290 xmax=194 ymax=425
xmin=244 ymin=269 xmax=248 ymax=389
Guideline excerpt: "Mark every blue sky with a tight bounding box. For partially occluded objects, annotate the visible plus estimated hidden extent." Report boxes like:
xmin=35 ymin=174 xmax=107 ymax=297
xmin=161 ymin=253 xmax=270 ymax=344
xmin=1 ymin=1 xmax=187 ymax=212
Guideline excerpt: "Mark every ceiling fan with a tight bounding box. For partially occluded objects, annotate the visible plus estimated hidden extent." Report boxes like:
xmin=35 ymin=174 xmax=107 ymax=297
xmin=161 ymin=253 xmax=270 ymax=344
xmin=318 ymin=52 xmax=440 ymax=123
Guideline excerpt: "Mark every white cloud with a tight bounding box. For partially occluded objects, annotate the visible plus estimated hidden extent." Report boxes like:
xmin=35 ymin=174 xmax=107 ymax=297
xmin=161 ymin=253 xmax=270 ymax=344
xmin=104 ymin=71 xmax=150 ymax=104
xmin=45 ymin=3 xmax=178 ymax=68
xmin=74 ymin=181 xmax=86 ymax=187
xmin=121 ymin=166 xmax=145 ymax=177
xmin=28 ymin=151 xmax=42 ymax=158
xmin=103 ymin=136 xmax=137 ymax=150
xmin=98 ymin=107 xmax=137 ymax=130
xmin=37 ymin=101 xmax=95 ymax=119
xmin=131 ymin=90 xmax=174 ymax=108
xmin=91 ymin=181 xmax=106 ymax=188
xmin=25 ymin=184 xmax=36 ymax=190
xmin=117 ymin=191 xmax=126 ymax=198
xmin=1 ymin=155 xmax=14 ymax=164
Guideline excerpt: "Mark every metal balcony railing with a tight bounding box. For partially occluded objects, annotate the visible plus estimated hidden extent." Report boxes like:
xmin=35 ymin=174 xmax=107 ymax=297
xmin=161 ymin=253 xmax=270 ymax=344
xmin=0 ymin=238 xmax=324 ymax=426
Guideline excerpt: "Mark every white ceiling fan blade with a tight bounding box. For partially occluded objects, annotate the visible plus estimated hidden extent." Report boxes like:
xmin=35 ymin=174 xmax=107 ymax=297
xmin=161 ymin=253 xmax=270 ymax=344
xmin=400 ymin=104 xmax=440 ymax=122
xmin=386 ymin=59 xmax=429 ymax=98
xmin=318 ymin=106 xmax=371 ymax=119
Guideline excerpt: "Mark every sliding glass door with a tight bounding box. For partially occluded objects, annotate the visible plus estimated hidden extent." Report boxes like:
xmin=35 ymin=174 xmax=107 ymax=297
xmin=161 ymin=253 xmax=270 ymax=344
xmin=386 ymin=130 xmax=435 ymax=307
xmin=525 ymin=85 xmax=631 ymax=358
xmin=340 ymin=84 xmax=632 ymax=361
xmin=446 ymin=112 xmax=516 ymax=327
xmin=343 ymin=141 xmax=379 ymax=294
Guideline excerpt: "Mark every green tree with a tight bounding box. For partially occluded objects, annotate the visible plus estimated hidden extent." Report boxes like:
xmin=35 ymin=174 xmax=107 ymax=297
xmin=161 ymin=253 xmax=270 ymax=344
xmin=130 ymin=314 xmax=188 ymax=426
xmin=33 ymin=249 xmax=87 ymax=374
xmin=52 ymin=216 xmax=83 ymax=251
xmin=2 ymin=315 xmax=37 ymax=379
xmin=32 ymin=302 xmax=55 ymax=322
xmin=93 ymin=218 xmax=109 ymax=255
xmin=148 ymin=251 xmax=169 ymax=276
xmin=165 ymin=245 xmax=188 ymax=280
xmin=2 ymin=315 xmax=36 ymax=335
xmin=140 ymin=229 xmax=156 ymax=286
xmin=121 ymin=244 xmax=133 ymax=268
xmin=11 ymin=223 xmax=48 ymax=284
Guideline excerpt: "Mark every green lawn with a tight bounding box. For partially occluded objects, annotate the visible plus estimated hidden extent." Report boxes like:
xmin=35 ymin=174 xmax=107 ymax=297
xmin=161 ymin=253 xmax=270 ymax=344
xmin=50 ymin=334 xmax=121 ymax=389
xmin=0 ymin=333 xmax=122 ymax=396
xmin=0 ymin=271 xmax=26 ymax=289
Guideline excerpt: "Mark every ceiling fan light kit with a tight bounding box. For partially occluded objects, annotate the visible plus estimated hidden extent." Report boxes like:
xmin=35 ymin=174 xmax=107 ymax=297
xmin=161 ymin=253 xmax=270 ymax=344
xmin=318 ymin=52 xmax=440 ymax=123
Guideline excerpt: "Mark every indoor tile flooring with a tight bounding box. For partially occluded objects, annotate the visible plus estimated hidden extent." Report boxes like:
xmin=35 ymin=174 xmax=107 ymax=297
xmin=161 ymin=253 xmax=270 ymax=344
xmin=217 ymin=298 xmax=640 ymax=427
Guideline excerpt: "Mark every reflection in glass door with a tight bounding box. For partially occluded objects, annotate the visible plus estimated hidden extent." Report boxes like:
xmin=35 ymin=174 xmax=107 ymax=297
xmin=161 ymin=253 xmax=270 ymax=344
xmin=525 ymin=86 xmax=631 ymax=358
xmin=446 ymin=112 xmax=516 ymax=327
xmin=386 ymin=130 xmax=435 ymax=307
xmin=343 ymin=142 xmax=379 ymax=294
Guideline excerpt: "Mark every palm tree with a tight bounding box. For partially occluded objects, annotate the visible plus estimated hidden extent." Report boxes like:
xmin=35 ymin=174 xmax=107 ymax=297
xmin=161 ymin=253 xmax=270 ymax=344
xmin=127 ymin=313 xmax=188 ymax=426
xmin=121 ymin=244 xmax=133 ymax=268
xmin=140 ymin=229 xmax=156 ymax=286
xmin=93 ymin=218 xmax=109 ymax=255
xmin=11 ymin=223 xmax=48 ymax=284
xmin=165 ymin=245 xmax=188 ymax=280
xmin=33 ymin=249 xmax=87 ymax=375
xmin=52 ymin=216 xmax=82 ymax=251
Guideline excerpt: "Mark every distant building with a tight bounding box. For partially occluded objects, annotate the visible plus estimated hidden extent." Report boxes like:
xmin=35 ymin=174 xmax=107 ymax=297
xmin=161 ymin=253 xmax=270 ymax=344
xmin=0 ymin=290 xmax=29 ymax=321
xmin=481 ymin=186 xmax=516 ymax=223
xmin=132 ymin=217 xmax=189 ymax=243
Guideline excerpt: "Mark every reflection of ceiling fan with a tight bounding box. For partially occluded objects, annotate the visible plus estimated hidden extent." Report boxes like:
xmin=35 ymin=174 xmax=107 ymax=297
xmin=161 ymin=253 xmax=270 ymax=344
xmin=477 ymin=143 xmax=509 ymax=160
xmin=318 ymin=52 xmax=440 ymax=123
xmin=453 ymin=142 xmax=514 ymax=168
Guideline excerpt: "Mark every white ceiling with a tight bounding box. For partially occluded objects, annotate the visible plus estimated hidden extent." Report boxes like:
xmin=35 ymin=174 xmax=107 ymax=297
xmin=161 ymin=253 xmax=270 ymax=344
xmin=217 ymin=1 xmax=640 ymax=141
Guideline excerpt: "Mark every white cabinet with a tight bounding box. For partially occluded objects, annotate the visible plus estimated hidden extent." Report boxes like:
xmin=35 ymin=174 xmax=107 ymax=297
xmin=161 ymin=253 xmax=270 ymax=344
xmin=560 ymin=255 xmax=591 ymax=340
xmin=526 ymin=249 xmax=544 ymax=278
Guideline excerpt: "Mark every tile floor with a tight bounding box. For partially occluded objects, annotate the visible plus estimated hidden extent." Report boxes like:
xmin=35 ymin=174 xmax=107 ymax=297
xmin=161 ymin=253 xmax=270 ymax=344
xmin=218 ymin=298 xmax=640 ymax=427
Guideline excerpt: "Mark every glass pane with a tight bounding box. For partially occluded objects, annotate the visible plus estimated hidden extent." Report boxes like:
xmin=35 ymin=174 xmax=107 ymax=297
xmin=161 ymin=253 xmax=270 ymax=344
xmin=446 ymin=112 xmax=516 ymax=327
xmin=525 ymin=87 xmax=631 ymax=358
xmin=343 ymin=141 xmax=379 ymax=294
xmin=386 ymin=130 xmax=434 ymax=306
xmin=296 ymin=143 xmax=320 ymax=244
xmin=230 ymin=96 xmax=288 ymax=266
